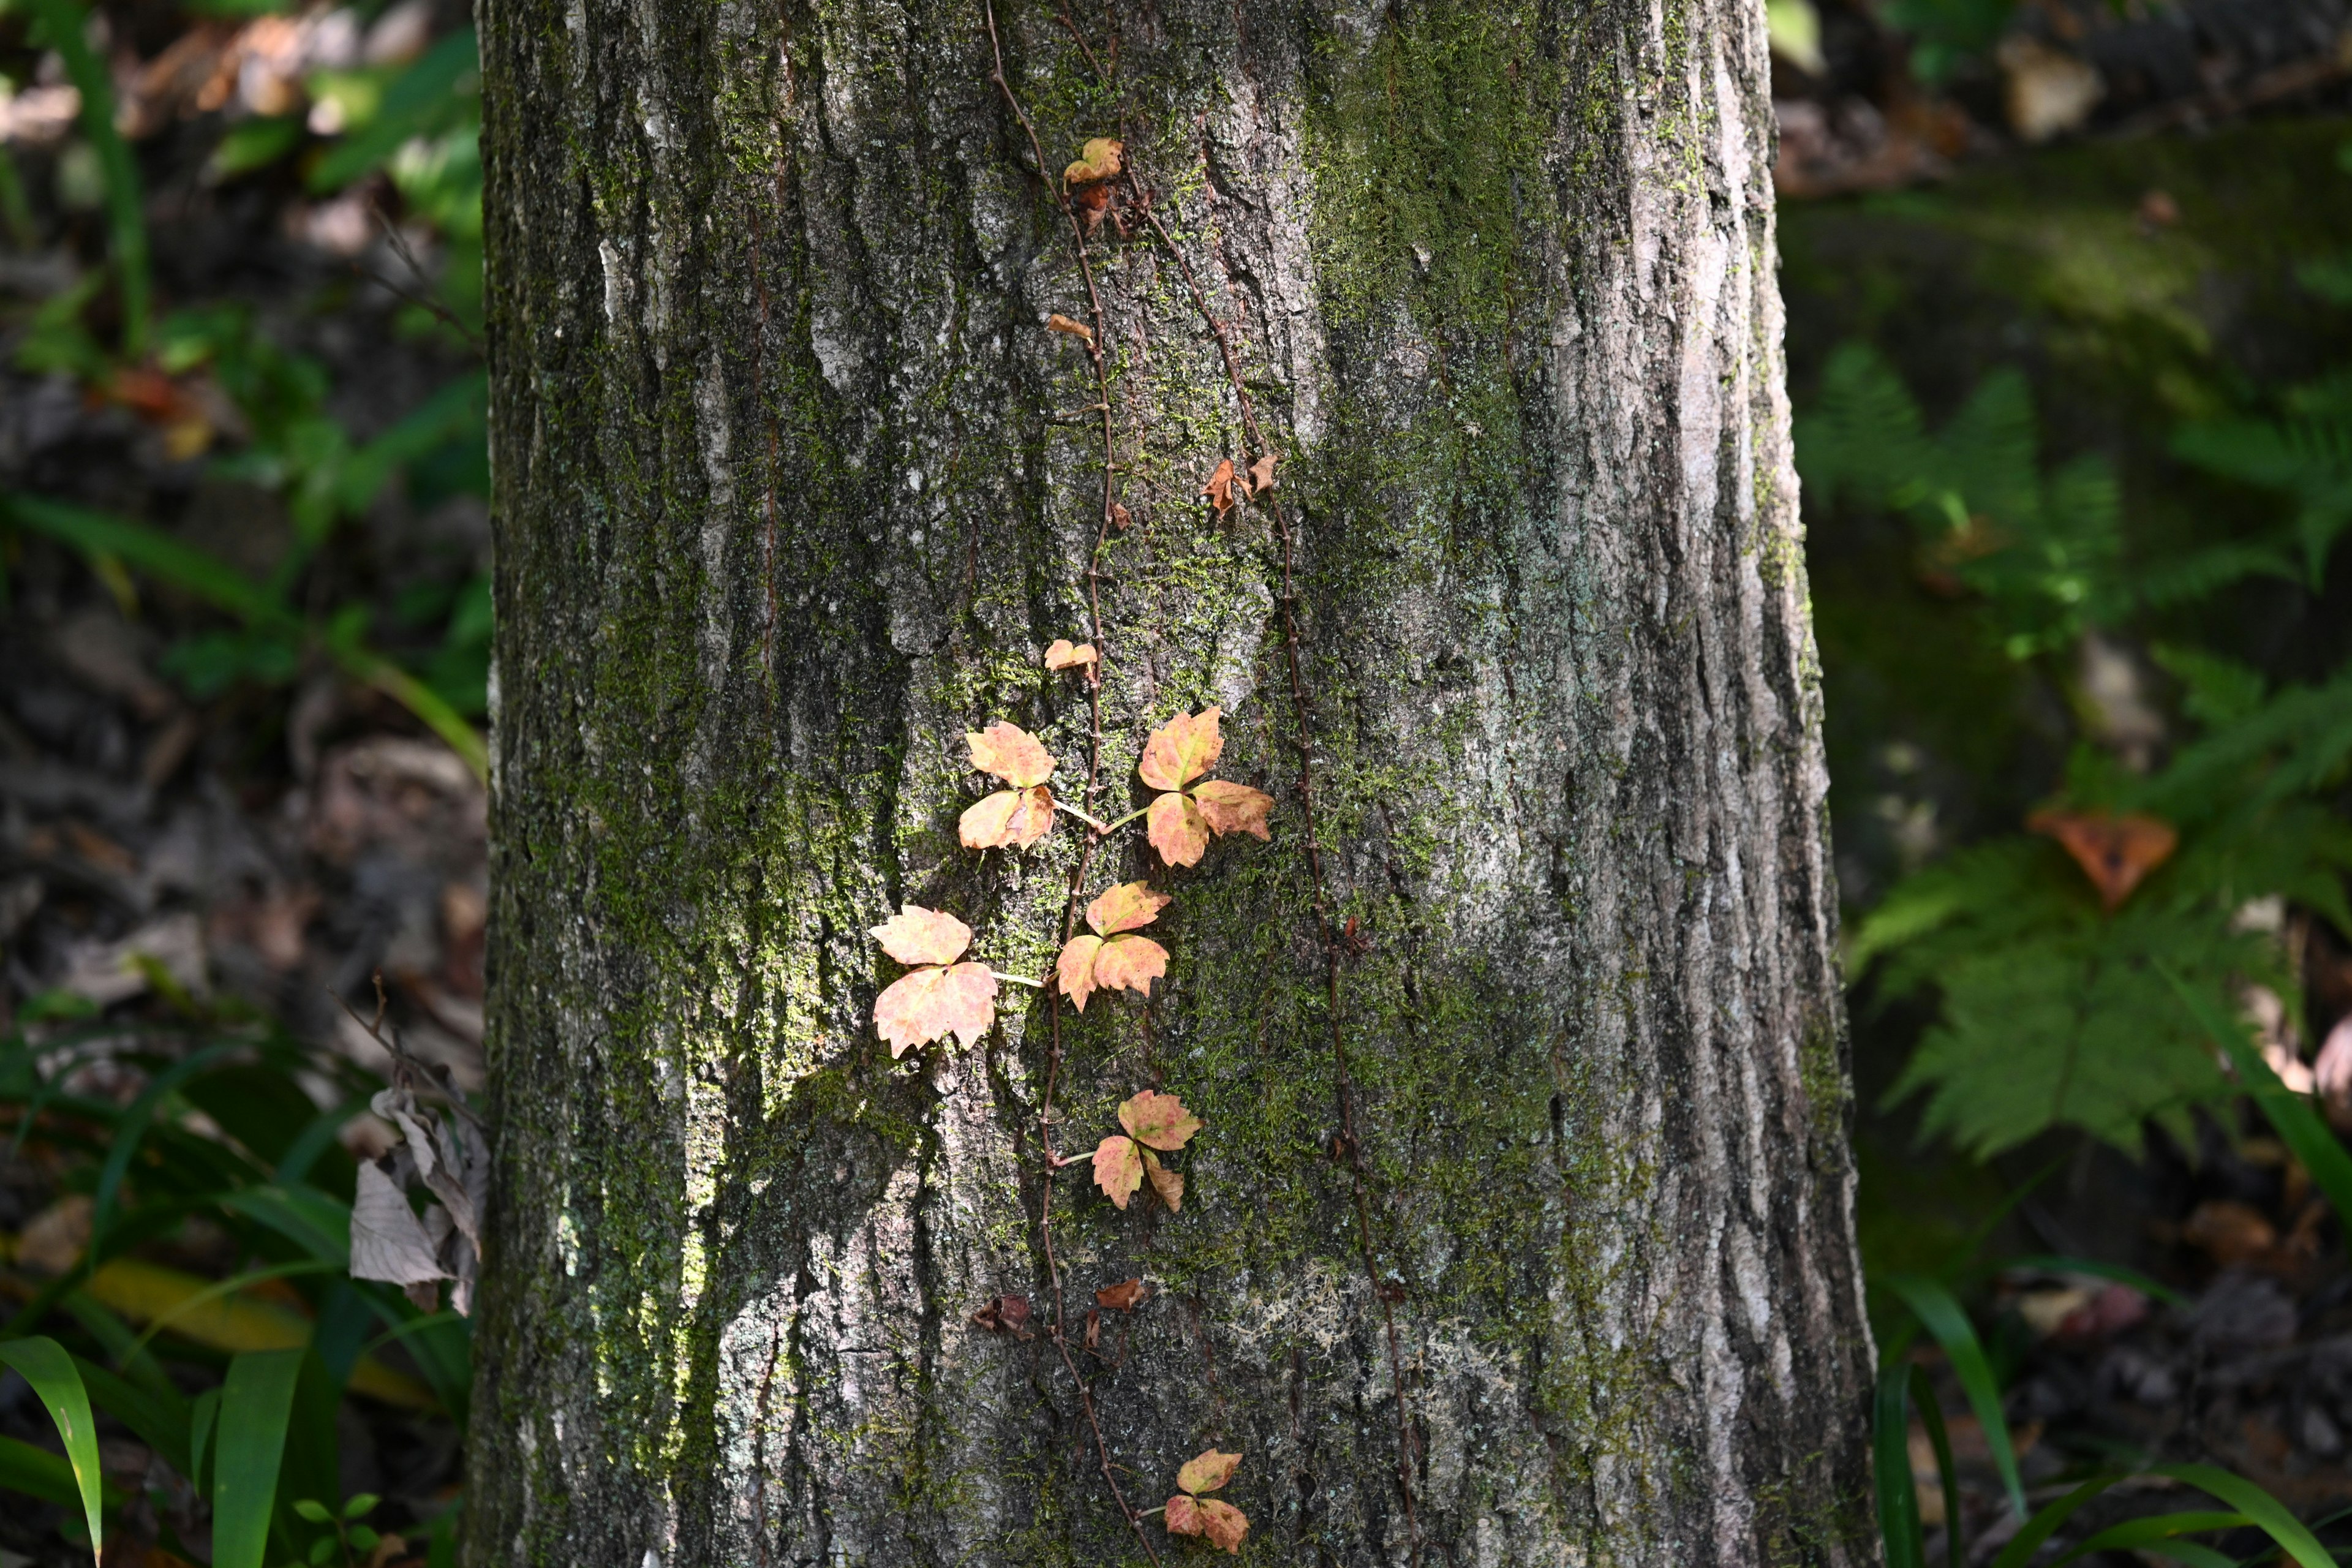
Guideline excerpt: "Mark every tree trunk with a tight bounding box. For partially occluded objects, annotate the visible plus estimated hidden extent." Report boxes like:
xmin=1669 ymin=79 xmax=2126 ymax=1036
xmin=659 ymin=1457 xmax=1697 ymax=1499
xmin=468 ymin=0 xmax=1877 ymax=1563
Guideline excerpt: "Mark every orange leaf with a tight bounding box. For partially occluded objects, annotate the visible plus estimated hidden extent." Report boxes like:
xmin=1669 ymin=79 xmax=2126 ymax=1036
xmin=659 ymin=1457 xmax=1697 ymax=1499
xmin=1147 ymin=793 xmax=1209 ymax=866
xmin=967 ymin=721 xmax=1056 ymax=788
xmin=1196 ymin=1498 xmax=1249 ymax=1552
xmin=1119 ymin=1089 xmax=1201 ymax=1152
xmin=1245 ymin=452 xmax=1276 ymax=496
xmin=1139 ymin=707 xmax=1224 ymax=791
xmin=873 ymin=962 xmax=998 ymax=1057
xmin=1143 ymin=1148 xmax=1183 ymax=1212
xmin=1086 ymin=881 xmax=1170 ymax=936
xmin=2027 ymin=809 xmax=2178 ymax=910
xmin=960 ymin=786 xmax=1055 ymax=850
xmin=1092 ymin=1134 xmax=1143 ymax=1208
xmin=1091 ymin=934 xmax=1168 ymax=999
xmin=1056 ymin=933 xmax=1105 ymax=1011
xmin=1110 ymin=502 xmax=1133 ymax=530
xmin=1191 ymin=779 xmax=1273 ymax=840
xmin=1044 ymin=639 xmax=1099 ymax=671
xmin=1096 ymin=1278 xmax=1148 ymax=1311
xmin=1201 ymin=458 xmax=1237 ymax=515
xmin=1063 ymin=137 xmax=1123 ymax=186
xmin=1046 ymin=313 xmax=1095 ymax=345
xmin=869 ymin=905 xmax=972 ymax=967
xmin=1177 ymin=1449 xmax=1242 ymax=1495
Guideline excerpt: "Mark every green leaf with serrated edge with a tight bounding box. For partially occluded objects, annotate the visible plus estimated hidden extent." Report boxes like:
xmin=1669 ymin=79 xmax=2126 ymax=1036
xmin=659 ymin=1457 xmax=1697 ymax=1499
xmin=214 ymin=1349 xmax=304 ymax=1568
xmin=0 ymin=1336 xmax=105 ymax=1561
xmin=1881 ymin=1275 xmax=2026 ymax=1517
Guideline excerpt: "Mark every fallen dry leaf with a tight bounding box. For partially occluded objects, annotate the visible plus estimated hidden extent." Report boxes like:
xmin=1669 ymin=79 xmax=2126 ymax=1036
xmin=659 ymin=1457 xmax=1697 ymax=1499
xmin=2028 ymin=809 xmax=2177 ymax=910
xmin=1044 ymin=638 xmax=1099 ymax=671
xmin=1120 ymin=1088 xmax=1202 ymax=1151
xmin=1144 ymin=1150 xmax=1184 ymax=1211
xmin=2183 ymin=1199 xmax=2277 ymax=1267
xmin=1110 ymin=502 xmax=1133 ymax=530
xmin=960 ymin=785 xmax=1055 ymax=850
xmin=1063 ymin=136 xmax=1123 ymax=186
xmin=1201 ymin=458 xmax=1238 ymax=516
xmin=968 ymin=722 xmax=1056 ymax=788
xmin=1096 ymin=1277 xmax=1148 ymax=1311
xmin=971 ymin=1294 xmax=1032 ymax=1335
xmin=1047 ymin=312 xmax=1095 ymax=345
xmin=1245 ymin=452 xmax=1277 ymax=496
xmin=870 ymin=905 xmax=972 ymax=967
xmin=1093 ymin=1133 xmax=1145 ymax=1208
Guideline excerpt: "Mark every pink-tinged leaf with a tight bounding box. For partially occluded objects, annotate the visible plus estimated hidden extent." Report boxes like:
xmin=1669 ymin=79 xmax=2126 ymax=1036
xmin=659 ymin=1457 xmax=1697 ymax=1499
xmin=869 ymin=905 xmax=972 ymax=967
xmin=1056 ymin=933 xmax=1106 ymax=1012
xmin=1092 ymin=1134 xmax=1144 ymax=1208
xmin=1196 ymin=1498 xmax=1248 ymax=1551
xmin=1091 ymin=935 xmax=1167 ymax=1000
xmin=1176 ymin=1449 xmax=1242 ymax=1495
xmin=1085 ymin=881 xmax=1170 ymax=937
xmin=1166 ymin=1494 xmax=1205 ymax=1538
xmin=1143 ymin=1148 xmax=1183 ymax=1212
xmin=1044 ymin=639 xmax=1099 ymax=671
xmin=1191 ymin=779 xmax=1273 ymax=840
xmin=873 ymin=962 xmax=998 ymax=1056
xmin=1118 ymin=1089 xmax=1202 ymax=1152
xmin=1137 ymin=708 xmax=1225 ymax=791
xmin=959 ymin=785 xmax=1055 ymax=850
xmin=966 ymin=721 xmax=1057 ymax=788
xmin=1147 ymin=792 xmax=1209 ymax=867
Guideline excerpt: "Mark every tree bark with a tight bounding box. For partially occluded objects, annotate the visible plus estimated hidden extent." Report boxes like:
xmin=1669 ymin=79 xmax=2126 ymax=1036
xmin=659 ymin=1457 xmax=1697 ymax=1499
xmin=469 ymin=0 xmax=1877 ymax=1564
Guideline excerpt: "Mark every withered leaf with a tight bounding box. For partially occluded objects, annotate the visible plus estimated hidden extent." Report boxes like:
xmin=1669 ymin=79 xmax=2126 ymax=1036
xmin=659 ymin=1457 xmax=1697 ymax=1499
xmin=971 ymin=1294 xmax=1032 ymax=1336
xmin=1093 ymin=1133 xmax=1144 ymax=1208
xmin=1139 ymin=708 xmax=1226 ymax=792
xmin=1110 ymin=502 xmax=1133 ymax=530
xmin=1119 ymin=1088 xmax=1202 ymax=1151
xmin=968 ymin=721 xmax=1057 ymax=788
xmin=1191 ymin=779 xmax=1274 ymax=840
xmin=1087 ymin=881 xmax=1170 ymax=937
xmin=1196 ymin=1498 xmax=1249 ymax=1552
xmin=350 ymin=1158 xmax=448 ymax=1287
xmin=1096 ymin=1277 xmax=1148 ymax=1311
xmin=1046 ymin=312 xmax=1096 ymax=345
xmin=2027 ymin=809 xmax=2177 ymax=910
xmin=960 ymin=785 xmax=1055 ymax=850
xmin=1044 ymin=638 xmax=1099 ymax=671
xmin=1144 ymin=1148 xmax=1184 ymax=1211
xmin=1177 ymin=1449 xmax=1242 ymax=1496
xmin=1201 ymin=458 xmax=1238 ymax=516
xmin=1063 ymin=136 xmax=1124 ymax=186
xmin=870 ymin=905 xmax=973 ymax=967
xmin=873 ymin=962 xmax=998 ymax=1057
xmin=1245 ymin=452 xmax=1277 ymax=496
xmin=1057 ymin=933 xmax=1106 ymax=1011
xmin=1085 ymin=1306 xmax=1101 ymax=1351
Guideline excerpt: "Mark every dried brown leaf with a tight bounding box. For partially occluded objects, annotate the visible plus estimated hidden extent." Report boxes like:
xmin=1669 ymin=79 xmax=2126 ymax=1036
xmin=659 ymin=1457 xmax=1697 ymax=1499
xmin=1086 ymin=880 xmax=1169 ymax=937
xmin=1201 ymin=458 xmax=1238 ymax=515
xmin=1044 ymin=638 xmax=1099 ymax=671
xmin=873 ymin=962 xmax=998 ymax=1057
xmin=1093 ymin=1133 xmax=1144 ymax=1208
xmin=1119 ymin=1088 xmax=1202 ymax=1152
xmin=1138 ymin=707 xmax=1225 ymax=791
xmin=1096 ymin=1277 xmax=1148 ymax=1311
xmin=1245 ymin=452 xmax=1277 ymax=496
xmin=967 ymin=722 xmax=1056 ymax=788
xmin=1191 ymin=779 xmax=1273 ymax=840
xmin=2027 ymin=809 xmax=2178 ymax=910
xmin=1046 ymin=313 xmax=1095 ymax=345
xmin=869 ymin=905 xmax=972 ymax=967
xmin=1109 ymin=502 xmax=1133 ymax=530
xmin=1144 ymin=1148 xmax=1184 ymax=1212
xmin=1176 ymin=1449 xmax=1242 ymax=1495
xmin=959 ymin=785 xmax=1055 ymax=850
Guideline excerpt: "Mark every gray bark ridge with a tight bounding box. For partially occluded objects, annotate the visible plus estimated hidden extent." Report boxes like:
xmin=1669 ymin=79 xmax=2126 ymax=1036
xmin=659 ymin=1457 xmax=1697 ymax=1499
xmin=470 ymin=0 xmax=1877 ymax=1564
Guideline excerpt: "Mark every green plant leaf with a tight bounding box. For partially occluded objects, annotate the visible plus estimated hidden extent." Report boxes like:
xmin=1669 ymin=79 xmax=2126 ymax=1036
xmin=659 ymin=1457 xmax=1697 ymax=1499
xmin=17 ymin=0 xmax=148 ymax=355
xmin=2048 ymin=1510 xmax=2247 ymax=1566
xmin=1872 ymin=1364 xmax=1924 ymax=1568
xmin=1986 ymin=1476 xmax=2125 ymax=1568
xmin=1907 ymin=1363 xmax=1962 ymax=1568
xmin=2153 ymin=1463 xmax=2334 ymax=1568
xmin=213 ymin=1349 xmax=305 ymax=1568
xmin=293 ymin=1498 xmax=334 ymax=1524
xmin=0 ymin=1335 xmax=106 ymax=1561
xmin=1880 ymin=1275 xmax=2026 ymax=1516
xmin=190 ymin=1385 xmax=221 ymax=1493
xmin=0 ymin=1431 xmax=120 ymax=1510
xmin=2 ymin=494 xmax=284 ymax=623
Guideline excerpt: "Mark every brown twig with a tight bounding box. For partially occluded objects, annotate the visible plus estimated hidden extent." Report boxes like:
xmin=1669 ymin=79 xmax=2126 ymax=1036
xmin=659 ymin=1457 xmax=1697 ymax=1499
xmin=1129 ymin=182 xmax=1423 ymax=1564
xmin=980 ymin=4 xmax=1158 ymax=1562
xmin=359 ymin=205 xmax=483 ymax=355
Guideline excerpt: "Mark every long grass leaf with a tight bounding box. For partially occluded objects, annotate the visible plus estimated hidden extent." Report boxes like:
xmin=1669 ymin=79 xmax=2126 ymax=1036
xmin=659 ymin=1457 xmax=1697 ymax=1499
xmin=2160 ymin=963 xmax=2352 ymax=1230
xmin=1981 ymin=1253 xmax=2188 ymax=1306
xmin=334 ymin=647 xmax=488 ymax=783
xmin=0 ymin=1336 xmax=105 ymax=1561
xmin=189 ymin=1386 xmax=219 ymax=1493
xmin=0 ymin=1432 xmax=120 ymax=1509
xmin=89 ymin=1042 xmax=239 ymax=1252
xmin=2154 ymin=1463 xmax=2334 ymax=1568
xmin=1908 ymin=1363 xmax=1964 ymax=1567
xmin=70 ymin=1354 xmax=190 ymax=1475
xmin=2 ymin=496 xmax=281 ymax=623
xmin=1988 ymin=1476 xmax=2126 ymax=1568
xmin=17 ymin=0 xmax=146 ymax=353
xmin=217 ymin=1185 xmax=353 ymax=1263
xmin=2049 ymin=1510 xmax=2248 ymax=1566
xmin=1883 ymin=1273 xmax=2028 ymax=1516
xmin=213 ymin=1349 xmax=304 ymax=1568
xmin=1874 ymin=1364 xmax=1926 ymax=1568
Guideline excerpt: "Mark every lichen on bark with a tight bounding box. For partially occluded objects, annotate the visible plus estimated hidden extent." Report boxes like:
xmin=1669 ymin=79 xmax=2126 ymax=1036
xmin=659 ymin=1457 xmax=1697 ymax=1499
xmin=469 ymin=0 xmax=1877 ymax=1564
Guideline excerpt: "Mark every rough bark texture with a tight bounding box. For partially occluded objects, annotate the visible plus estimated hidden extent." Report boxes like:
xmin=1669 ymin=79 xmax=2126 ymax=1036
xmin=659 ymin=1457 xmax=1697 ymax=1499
xmin=469 ymin=0 xmax=1877 ymax=1564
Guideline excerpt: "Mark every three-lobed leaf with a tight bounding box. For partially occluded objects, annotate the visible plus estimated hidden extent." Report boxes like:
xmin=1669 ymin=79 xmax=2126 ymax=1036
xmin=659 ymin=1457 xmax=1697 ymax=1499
xmin=1138 ymin=709 xmax=1273 ymax=867
xmin=962 ymin=723 xmax=1058 ymax=850
xmin=870 ymin=905 xmax=998 ymax=1055
xmin=1057 ymin=883 xmax=1172 ymax=1009
xmin=1167 ymin=1450 xmax=1248 ymax=1552
xmin=1044 ymin=638 xmax=1098 ymax=671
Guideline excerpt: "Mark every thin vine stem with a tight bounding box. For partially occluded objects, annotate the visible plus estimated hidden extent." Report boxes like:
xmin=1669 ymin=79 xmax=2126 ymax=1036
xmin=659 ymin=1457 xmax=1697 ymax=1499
xmin=979 ymin=4 xmax=1160 ymax=1562
xmin=1129 ymin=183 xmax=1424 ymax=1564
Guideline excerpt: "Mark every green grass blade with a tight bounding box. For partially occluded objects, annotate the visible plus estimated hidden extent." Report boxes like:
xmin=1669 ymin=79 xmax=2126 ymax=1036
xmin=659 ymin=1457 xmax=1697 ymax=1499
xmin=2154 ymin=1463 xmax=2335 ymax=1568
xmin=1874 ymin=1364 xmax=1926 ymax=1568
xmin=333 ymin=647 xmax=488 ymax=783
xmin=213 ymin=1348 xmax=304 ymax=1568
xmin=0 ymin=1336 xmax=106 ymax=1561
xmin=2 ymin=494 xmax=283 ymax=622
xmin=1981 ymin=1254 xmax=2188 ymax=1307
xmin=189 ymin=1386 xmax=219 ymax=1493
xmin=2160 ymin=963 xmax=2352 ymax=1232
xmin=0 ymin=1432 xmax=120 ymax=1510
xmin=70 ymin=1354 xmax=190 ymax=1476
xmin=1907 ymin=1363 xmax=1964 ymax=1568
xmin=89 ymin=1042 xmax=239 ymax=1253
xmin=18 ymin=0 xmax=147 ymax=355
xmin=2136 ymin=1545 xmax=2239 ymax=1568
xmin=2049 ymin=1510 xmax=2249 ymax=1566
xmin=1988 ymin=1476 xmax=2127 ymax=1568
xmin=1883 ymin=1273 xmax=2028 ymax=1516
xmin=218 ymin=1186 xmax=353 ymax=1264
